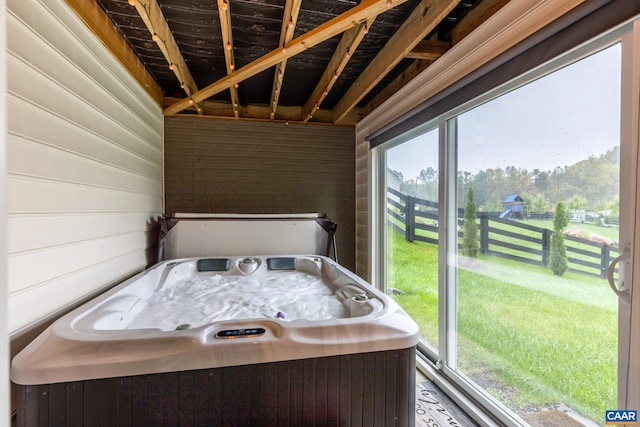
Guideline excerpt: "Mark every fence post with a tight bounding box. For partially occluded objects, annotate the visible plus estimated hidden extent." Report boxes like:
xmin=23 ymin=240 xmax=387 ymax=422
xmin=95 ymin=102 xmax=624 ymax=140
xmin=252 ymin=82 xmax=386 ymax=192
xmin=542 ymin=229 xmax=551 ymax=267
xmin=480 ymin=213 xmax=489 ymax=254
xmin=405 ymin=195 xmax=415 ymax=242
xmin=601 ymin=245 xmax=611 ymax=279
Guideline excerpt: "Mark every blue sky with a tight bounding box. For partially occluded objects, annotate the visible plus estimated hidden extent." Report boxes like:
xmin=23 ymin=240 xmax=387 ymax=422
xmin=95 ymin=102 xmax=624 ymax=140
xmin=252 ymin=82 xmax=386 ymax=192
xmin=388 ymin=43 xmax=621 ymax=180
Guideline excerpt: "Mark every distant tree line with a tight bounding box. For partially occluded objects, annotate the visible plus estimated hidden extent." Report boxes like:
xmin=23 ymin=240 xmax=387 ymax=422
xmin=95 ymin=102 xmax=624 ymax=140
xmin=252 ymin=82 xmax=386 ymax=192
xmin=394 ymin=146 xmax=620 ymax=221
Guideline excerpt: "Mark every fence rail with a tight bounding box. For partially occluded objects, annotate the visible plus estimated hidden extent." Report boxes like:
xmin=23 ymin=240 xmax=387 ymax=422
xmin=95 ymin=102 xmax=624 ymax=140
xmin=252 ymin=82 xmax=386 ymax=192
xmin=387 ymin=187 xmax=619 ymax=278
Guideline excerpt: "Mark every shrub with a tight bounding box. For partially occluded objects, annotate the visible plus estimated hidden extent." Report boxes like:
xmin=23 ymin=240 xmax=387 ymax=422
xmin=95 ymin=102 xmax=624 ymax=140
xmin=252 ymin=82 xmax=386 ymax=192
xmin=463 ymin=188 xmax=480 ymax=257
xmin=550 ymin=200 xmax=569 ymax=276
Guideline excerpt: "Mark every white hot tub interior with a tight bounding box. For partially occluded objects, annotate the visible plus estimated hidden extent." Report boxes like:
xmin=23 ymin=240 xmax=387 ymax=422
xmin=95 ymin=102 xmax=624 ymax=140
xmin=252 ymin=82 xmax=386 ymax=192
xmin=73 ymin=256 xmax=384 ymax=332
xmin=12 ymin=253 xmax=418 ymax=388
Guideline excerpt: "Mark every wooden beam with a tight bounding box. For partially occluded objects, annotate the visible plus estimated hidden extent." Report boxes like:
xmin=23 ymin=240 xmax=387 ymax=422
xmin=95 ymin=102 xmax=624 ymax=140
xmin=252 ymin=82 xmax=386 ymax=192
xmin=332 ymin=0 xmax=460 ymax=123
xmin=63 ymin=0 xmax=163 ymax=106
xmin=361 ymin=59 xmax=431 ymax=117
xmin=270 ymin=0 xmax=302 ymax=120
xmin=164 ymin=97 xmax=362 ymax=125
xmin=449 ymin=0 xmax=510 ymax=45
xmin=217 ymin=0 xmax=240 ymax=118
xmin=362 ymin=0 xmax=508 ymax=120
xmin=164 ymin=0 xmax=410 ymax=116
xmin=302 ymin=15 xmax=376 ymax=122
xmin=130 ymin=0 xmax=203 ymax=114
xmin=405 ymin=40 xmax=450 ymax=60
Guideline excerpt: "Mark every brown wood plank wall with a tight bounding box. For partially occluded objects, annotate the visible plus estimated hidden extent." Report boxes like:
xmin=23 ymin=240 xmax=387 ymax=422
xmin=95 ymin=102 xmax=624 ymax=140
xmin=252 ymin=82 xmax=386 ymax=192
xmin=16 ymin=348 xmax=416 ymax=427
xmin=355 ymin=132 xmax=371 ymax=280
xmin=164 ymin=117 xmax=356 ymax=271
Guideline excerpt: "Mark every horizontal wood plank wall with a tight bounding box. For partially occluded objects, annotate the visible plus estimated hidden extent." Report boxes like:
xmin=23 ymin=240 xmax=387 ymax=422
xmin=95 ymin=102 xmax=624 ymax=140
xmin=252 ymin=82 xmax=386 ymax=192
xmin=6 ymin=0 xmax=163 ymax=334
xmin=164 ymin=117 xmax=356 ymax=271
xmin=355 ymin=134 xmax=371 ymax=280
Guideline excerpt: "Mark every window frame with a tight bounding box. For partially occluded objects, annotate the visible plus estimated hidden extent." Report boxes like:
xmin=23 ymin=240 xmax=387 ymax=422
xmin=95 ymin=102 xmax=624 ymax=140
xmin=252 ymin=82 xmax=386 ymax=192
xmin=372 ymin=19 xmax=638 ymax=426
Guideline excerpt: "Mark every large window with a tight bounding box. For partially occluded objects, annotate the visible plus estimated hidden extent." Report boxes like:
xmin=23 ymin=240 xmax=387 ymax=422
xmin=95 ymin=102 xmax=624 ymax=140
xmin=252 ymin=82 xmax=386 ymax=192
xmin=381 ymin=36 xmax=628 ymax=425
xmin=386 ymin=128 xmax=440 ymax=351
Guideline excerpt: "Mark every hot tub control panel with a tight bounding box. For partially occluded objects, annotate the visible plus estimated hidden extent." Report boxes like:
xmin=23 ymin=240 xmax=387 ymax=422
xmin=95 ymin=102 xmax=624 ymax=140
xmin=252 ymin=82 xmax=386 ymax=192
xmin=215 ymin=328 xmax=266 ymax=339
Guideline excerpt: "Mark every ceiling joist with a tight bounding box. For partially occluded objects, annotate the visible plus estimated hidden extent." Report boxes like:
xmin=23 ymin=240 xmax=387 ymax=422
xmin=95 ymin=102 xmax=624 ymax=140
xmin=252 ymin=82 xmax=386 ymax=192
xmin=361 ymin=0 xmax=508 ymax=117
xmin=449 ymin=0 xmax=511 ymax=44
xmin=166 ymin=97 xmax=362 ymax=125
xmin=164 ymin=0 xmax=411 ymax=117
xmin=128 ymin=0 xmax=203 ymax=114
xmin=332 ymin=0 xmax=461 ymax=123
xmin=362 ymin=59 xmax=432 ymax=115
xmin=405 ymin=40 xmax=451 ymax=60
xmin=270 ymin=0 xmax=303 ymax=120
xmin=217 ymin=0 xmax=239 ymax=118
xmin=78 ymin=0 xmax=518 ymax=124
xmin=302 ymin=15 xmax=376 ymax=122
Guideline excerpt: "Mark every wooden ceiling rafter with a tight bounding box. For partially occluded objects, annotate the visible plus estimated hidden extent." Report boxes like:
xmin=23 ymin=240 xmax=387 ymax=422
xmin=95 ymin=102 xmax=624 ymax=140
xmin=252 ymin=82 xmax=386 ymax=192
xmin=75 ymin=0 xmax=518 ymax=124
xmin=448 ymin=0 xmax=511 ymax=44
xmin=127 ymin=0 xmax=203 ymax=114
xmin=362 ymin=59 xmax=432 ymax=116
xmin=331 ymin=0 xmax=462 ymax=123
xmin=361 ymin=0 xmax=508 ymax=118
xmin=164 ymin=0 xmax=411 ymax=117
xmin=405 ymin=40 xmax=451 ymax=60
xmin=217 ymin=0 xmax=240 ymax=118
xmin=270 ymin=0 xmax=303 ymax=120
xmin=302 ymin=14 xmax=376 ymax=123
xmin=166 ymin=97 xmax=363 ymax=125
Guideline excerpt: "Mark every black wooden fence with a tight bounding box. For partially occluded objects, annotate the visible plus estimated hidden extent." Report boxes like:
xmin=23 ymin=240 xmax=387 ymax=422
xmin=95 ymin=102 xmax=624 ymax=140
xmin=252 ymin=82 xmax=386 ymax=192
xmin=387 ymin=187 xmax=619 ymax=278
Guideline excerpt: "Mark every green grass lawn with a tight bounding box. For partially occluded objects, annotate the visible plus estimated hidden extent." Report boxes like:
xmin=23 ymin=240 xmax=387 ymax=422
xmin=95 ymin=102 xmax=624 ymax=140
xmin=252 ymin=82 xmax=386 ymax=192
xmin=387 ymin=227 xmax=617 ymax=422
xmin=387 ymin=229 xmax=439 ymax=344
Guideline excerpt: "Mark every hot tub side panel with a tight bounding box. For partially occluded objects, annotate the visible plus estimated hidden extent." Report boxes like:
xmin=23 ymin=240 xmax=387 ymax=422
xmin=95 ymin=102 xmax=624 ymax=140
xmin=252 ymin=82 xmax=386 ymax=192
xmin=16 ymin=347 xmax=415 ymax=427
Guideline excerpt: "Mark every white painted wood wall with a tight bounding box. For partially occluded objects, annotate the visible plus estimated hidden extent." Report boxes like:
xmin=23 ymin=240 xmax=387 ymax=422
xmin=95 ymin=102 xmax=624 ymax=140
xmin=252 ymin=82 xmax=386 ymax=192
xmin=5 ymin=0 xmax=163 ymax=335
xmin=1 ymin=0 xmax=9 ymax=422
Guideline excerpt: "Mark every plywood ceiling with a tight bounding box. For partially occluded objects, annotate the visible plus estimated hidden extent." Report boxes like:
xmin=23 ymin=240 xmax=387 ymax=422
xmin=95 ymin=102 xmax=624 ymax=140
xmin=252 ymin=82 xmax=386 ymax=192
xmin=67 ymin=0 xmax=509 ymax=124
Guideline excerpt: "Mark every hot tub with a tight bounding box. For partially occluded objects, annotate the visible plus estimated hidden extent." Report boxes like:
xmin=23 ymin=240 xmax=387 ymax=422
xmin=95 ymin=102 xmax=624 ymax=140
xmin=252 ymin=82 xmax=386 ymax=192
xmin=12 ymin=254 xmax=419 ymax=426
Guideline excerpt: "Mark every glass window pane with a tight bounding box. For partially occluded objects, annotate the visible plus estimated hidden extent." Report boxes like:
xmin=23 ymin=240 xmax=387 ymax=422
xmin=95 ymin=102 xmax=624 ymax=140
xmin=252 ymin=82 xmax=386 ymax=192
xmin=452 ymin=44 xmax=620 ymax=424
xmin=385 ymin=128 xmax=439 ymax=350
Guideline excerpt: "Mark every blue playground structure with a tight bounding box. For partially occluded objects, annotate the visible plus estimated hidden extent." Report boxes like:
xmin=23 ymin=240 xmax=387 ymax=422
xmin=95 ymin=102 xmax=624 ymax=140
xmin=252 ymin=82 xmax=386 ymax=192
xmin=500 ymin=195 xmax=527 ymax=220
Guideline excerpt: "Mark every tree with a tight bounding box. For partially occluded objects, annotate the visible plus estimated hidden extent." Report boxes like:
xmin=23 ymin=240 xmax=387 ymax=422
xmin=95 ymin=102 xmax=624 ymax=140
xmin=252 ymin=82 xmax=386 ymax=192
xmin=462 ymin=188 xmax=480 ymax=257
xmin=532 ymin=169 xmax=551 ymax=193
xmin=418 ymin=167 xmax=438 ymax=201
xmin=531 ymin=193 xmax=549 ymax=216
xmin=550 ymin=200 xmax=569 ymax=276
xmin=567 ymin=194 xmax=588 ymax=211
